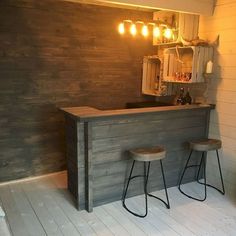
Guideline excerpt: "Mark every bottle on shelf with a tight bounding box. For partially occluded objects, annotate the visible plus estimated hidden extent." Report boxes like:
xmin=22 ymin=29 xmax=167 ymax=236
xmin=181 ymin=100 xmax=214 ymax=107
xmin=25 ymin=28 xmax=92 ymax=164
xmin=176 ymin=87 xmax=186 ymax=105
xmin=184 ymin=88 xmax=192 ymax=104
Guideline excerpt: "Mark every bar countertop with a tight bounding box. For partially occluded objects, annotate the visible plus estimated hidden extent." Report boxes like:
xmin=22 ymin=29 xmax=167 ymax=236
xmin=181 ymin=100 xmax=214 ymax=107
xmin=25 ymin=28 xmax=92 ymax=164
xmin=60 ymin=104 xmax=213 ymax=121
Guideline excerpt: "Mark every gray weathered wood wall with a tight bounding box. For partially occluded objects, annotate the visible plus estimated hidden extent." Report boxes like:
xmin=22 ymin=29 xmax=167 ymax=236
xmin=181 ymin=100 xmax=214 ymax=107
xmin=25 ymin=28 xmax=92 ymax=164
xmin=0 ymin=0 xmax=155 ymax=182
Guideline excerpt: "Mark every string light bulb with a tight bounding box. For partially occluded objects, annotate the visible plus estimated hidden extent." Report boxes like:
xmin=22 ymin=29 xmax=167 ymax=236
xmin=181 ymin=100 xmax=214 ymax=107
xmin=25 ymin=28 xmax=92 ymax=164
xmin=163 ymin=28 xmax=173 ymax=39
xmin=153 ymin=26 xmax=161 ymax=38
xmin=141 ymin=25 xmax=149 ymax=37
xmin=130 ymin=24 xmax=137 ymax=36
xmin=118 ymin=23 xmax=125 ymax=34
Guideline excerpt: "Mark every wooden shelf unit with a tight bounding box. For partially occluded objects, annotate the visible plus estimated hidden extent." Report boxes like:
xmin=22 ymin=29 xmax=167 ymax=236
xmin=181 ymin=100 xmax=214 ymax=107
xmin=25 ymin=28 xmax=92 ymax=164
xmin=163 ymin=46 xmax=213 ymax=83
xmin=142 ymin=56 xmax=161 ymax=96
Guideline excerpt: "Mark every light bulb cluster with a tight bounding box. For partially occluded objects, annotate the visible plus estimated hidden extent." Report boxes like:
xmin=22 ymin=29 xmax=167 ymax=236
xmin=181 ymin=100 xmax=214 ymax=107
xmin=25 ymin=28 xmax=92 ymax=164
xmin=118 ymin=20 xmax=176 ymax=42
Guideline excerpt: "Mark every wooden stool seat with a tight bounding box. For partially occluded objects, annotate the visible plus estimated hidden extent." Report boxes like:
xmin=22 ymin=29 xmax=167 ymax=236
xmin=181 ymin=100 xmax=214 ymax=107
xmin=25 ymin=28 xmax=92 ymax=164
xmin=129 ymin=146 xmax=166 ymax=162
xmin=190 ymin=139 xmax=222 ymax=152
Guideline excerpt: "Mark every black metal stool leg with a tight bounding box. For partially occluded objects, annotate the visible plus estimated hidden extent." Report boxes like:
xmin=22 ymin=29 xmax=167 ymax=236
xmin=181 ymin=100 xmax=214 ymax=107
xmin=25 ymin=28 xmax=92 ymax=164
xmin=196 ymin=152 xmax=204 ymax=181
xmin=122 ymin=160 xmax=135 ymax=206
xmin=122 ymin=160 xmax=149 ymax=218
xmin=197 ymin=150 xmax=225 ymax=195
xmin=147 ymin=160 xmax=170 ymax=209
xmin=197 ymin=152 xmax=208 ymax=201
xmin=216 ymin=150 xmax=225 ymax=195
xmin=178 ymin=150 xmax=193 ymax=189
xmin=202 ymin=153 xmax=207 ymax=201
xmin=160 ymin=160 xmax=170 ymax=208
xmin=179 ymin=150 xmax=207 ymax=201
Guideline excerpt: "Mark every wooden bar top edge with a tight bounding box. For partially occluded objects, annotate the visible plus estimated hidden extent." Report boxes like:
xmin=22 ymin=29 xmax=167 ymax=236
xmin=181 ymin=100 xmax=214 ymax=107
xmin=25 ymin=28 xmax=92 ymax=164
xmin=60 ymin=104 xmax=214 ymax=121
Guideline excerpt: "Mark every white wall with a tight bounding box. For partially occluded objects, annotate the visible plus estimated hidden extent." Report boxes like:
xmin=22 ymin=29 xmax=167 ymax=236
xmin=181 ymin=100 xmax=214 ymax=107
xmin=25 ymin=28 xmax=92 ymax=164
xmin=199 ymin=0 xmax=236 ymax=197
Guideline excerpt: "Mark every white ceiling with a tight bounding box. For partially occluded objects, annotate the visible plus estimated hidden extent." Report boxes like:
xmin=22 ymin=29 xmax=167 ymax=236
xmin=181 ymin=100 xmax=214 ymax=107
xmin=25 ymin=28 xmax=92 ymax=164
xmin=63 ymin=0 xmax=215 ymax=15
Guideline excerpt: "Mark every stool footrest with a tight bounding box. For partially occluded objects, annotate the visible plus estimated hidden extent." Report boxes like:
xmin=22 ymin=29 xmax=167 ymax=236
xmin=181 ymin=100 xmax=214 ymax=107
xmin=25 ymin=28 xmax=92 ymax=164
xmin=178 ymin=185 xmax=207 ymax=201
xmin=197 ymin=179 xmax=225 ymax=195
xmin=147 ymin=193 xmax=170 ymax=209
xmin=185 ymin=164 xmax=201 ymax=169
xmin=129 ymin=175 xmax=145 ymax=180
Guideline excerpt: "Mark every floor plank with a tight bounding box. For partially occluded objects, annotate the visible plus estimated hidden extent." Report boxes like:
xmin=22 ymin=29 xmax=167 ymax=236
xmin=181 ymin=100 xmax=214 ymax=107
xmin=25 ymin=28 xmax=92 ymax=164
xmin=102 ymin=203 xmax=147 ymax=235
xmin=0 ymin=171 xmax=236 ymax=236
xmin=46 ymin=177 xmax=97 ymax=236
xmin=0 ymin=203 xmax=11 ymax=236
xmin=134 ymin=195 xmax=195 ymax=236
xmin=21 ymin=181 xmax=64 ymax=236
xmin=0 ymin=185 xmax=31 ymax=236
xmin=9 ymin=183 xmax=46 ymax=236
xmin=113 ymin=201 xmax=163 ymax=236
xmin=0 ymin=217 xmax=11 ymax=236
xmin=93 ymin=206 xmax=130 ymax=236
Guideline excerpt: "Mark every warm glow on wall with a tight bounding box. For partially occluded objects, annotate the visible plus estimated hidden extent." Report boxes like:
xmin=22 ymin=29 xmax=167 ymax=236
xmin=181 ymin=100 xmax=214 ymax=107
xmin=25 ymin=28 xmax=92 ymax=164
xmin=118 ymin=23 xmax=125 ymax=34
xmin=163 ymin=28 xmax=173 ymax=39
xmin=117 ymin=20 xmax=176 ymax=43
xmin=130 ymin=24 xmax=137 ymax=36
xmin=141 ymin=25 xmax=149 ymax=37
xmin=153 ymin=26 xmax=161 ymax=38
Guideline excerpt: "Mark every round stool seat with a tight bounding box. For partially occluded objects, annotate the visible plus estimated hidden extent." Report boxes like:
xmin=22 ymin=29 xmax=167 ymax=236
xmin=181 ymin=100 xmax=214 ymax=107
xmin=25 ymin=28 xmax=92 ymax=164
xmin=129 ymin=146 xmax=166 ymax=162
xmin=190 ymin=139 xmax=222 ymax=152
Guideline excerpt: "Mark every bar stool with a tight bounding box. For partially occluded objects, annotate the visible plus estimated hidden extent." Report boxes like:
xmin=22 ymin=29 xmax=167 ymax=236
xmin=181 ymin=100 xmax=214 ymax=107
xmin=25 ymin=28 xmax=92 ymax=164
xmin=178 ymin=139 xmax=225 ymax=201
xmin=122 ymin=146 xmax=170 ymax=218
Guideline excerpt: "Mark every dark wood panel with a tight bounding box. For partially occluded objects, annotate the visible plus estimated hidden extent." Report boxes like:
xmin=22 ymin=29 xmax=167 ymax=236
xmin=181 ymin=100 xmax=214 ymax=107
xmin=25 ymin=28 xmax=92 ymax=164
xmin=0 ymin=0 xmax=155 ymax=182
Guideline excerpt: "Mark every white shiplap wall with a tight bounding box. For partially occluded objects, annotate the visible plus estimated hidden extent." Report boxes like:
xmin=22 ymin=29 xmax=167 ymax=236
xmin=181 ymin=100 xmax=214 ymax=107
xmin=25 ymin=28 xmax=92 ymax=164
xmin=199 ymin=0 xmax=236 ymax=197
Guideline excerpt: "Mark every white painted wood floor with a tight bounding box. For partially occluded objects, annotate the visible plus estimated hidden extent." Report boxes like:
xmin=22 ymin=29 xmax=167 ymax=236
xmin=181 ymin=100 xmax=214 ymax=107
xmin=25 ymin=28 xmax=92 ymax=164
xmin=0 ymin=171 xmax=235 ymax=236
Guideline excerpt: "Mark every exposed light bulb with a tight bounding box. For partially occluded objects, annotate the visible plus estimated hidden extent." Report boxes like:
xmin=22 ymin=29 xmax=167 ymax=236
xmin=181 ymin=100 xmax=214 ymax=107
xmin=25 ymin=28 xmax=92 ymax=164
xmin=130 ymin=24 xmax=137 ymax=36
xmin=141 ymin=25 xmax=149 ymax=37
xmin=164 ymin=28 xmax=172 ymax=39
xmin=118 ymin=23 xmax=125 ymax=34
xmin=153 ymin=26 xmax=160 ymax=38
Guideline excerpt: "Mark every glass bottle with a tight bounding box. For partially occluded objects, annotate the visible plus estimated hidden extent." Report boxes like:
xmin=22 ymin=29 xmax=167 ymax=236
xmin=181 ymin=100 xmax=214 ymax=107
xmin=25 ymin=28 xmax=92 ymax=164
xmin=185 ymin=88 xmax=192 ymax=104
xmin=177 ymin=87 xmax=186 ymax=105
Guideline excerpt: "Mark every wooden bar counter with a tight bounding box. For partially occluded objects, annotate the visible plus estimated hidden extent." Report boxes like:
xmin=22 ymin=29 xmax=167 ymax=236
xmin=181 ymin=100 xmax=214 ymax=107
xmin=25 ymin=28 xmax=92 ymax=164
xmin=61 ymin=104 xmax=212 ymax=212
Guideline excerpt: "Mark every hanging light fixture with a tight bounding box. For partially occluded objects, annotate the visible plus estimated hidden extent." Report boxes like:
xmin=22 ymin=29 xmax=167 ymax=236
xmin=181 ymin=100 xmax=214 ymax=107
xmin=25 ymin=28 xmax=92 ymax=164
xmin=117 ymin=20 xmax=177 ymax=43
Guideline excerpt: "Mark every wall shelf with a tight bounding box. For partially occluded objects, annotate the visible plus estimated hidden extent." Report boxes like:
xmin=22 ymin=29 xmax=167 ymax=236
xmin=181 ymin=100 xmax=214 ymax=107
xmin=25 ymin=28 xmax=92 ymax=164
xmin=163 ymin=46 xmax=213 ymax=83
xmin=142 ymin=56 xmax=162 ymax=96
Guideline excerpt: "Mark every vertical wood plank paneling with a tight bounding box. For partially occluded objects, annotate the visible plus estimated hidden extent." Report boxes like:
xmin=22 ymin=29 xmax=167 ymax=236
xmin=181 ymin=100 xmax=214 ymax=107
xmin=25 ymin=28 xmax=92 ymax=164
xmin=199 ymin=0 xmax=236 ymax=196
xmin=0 ymin=0 xmax=155 ymax=182
xmin=65 ymin=108 xmax=210 ymax=210
xmin=84 ymin=122 xmax=93 ymax=212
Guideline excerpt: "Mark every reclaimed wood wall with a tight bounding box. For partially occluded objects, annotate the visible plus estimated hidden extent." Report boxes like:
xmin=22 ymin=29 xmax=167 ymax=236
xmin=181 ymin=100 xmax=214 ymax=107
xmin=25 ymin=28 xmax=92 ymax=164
xmin=0 ymin=0 xmax=155 ymax=182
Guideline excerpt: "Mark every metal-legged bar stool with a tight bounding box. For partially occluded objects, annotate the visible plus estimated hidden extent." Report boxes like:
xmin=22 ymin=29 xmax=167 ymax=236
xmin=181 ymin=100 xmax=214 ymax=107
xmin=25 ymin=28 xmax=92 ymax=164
xmin=178 ymin=139 xmax=225 ymax=201
xmin=122 ymin=146 xmax=170 ymax=218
